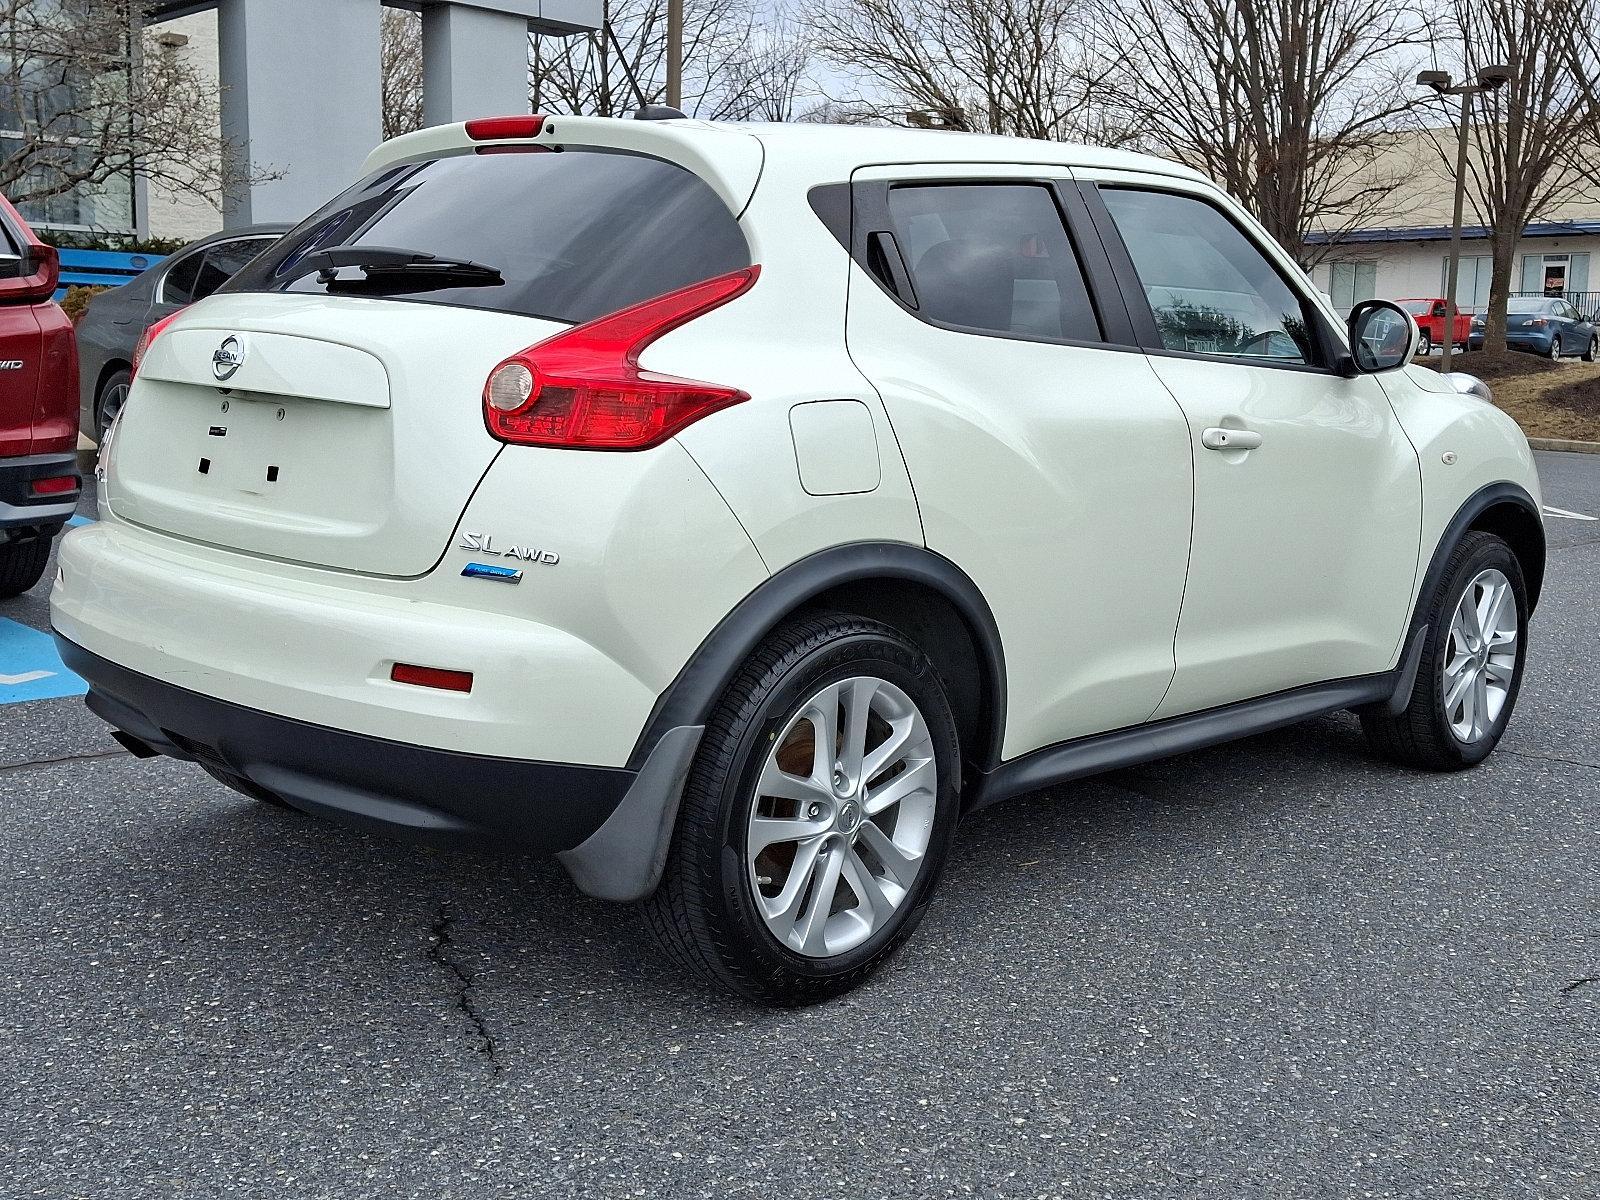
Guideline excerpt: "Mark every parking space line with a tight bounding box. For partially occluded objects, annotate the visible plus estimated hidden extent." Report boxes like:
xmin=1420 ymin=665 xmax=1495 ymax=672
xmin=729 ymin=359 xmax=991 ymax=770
xmin=1542 ymin=505 xmax=1597 ymax=522
xmin=0 ymin=619 xmax=86 ymax=704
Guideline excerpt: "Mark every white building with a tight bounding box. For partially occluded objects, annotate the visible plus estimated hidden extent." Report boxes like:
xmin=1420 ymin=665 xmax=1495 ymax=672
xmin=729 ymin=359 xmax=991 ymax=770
xmin=1306 ymin=130 xmax=1600 ymax=317
xmin=7 ymin=1 xmax=601 ymax=244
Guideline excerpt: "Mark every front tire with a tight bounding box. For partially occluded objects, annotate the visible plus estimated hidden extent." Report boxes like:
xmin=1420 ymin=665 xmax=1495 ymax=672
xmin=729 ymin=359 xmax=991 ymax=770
xmin=1361 ymin=532 xmax=1527 ymax=771
xmin=1417 ymin=330 xmax=1433 ymax=357
xmin=0 ymin=537 xmax=52 ymax=599
xmin=643 ymin=613 xmax=961 ymax=1005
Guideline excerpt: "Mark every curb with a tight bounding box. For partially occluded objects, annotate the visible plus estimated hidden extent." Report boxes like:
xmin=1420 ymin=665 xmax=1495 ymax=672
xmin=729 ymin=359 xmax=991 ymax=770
xmin=1529 ymin=437 xmax=1600 ymax=455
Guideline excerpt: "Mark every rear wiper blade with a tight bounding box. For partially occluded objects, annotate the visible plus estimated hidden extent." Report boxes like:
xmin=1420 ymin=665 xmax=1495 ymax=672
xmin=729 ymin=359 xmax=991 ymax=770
xmin=291 ymin=245 xmax=504 ymax=290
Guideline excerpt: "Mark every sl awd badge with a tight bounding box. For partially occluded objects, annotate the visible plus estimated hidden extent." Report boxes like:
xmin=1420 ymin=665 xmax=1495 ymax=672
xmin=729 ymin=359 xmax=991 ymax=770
xmin=458 ymin=532 xmax=559 ymax=584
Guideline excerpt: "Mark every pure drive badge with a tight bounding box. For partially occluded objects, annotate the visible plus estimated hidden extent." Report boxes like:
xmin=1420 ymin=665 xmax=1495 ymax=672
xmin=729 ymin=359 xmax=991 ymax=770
xmin=458 ymin=532 xmax=559 ymax=565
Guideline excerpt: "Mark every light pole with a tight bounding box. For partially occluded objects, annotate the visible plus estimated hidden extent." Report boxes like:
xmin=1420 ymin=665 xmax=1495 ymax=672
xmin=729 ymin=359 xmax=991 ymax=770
xmin=666 ymin=0 xmax=683 ymax=110
xmin=1417 ymin=66 xmax=1511 ymax=371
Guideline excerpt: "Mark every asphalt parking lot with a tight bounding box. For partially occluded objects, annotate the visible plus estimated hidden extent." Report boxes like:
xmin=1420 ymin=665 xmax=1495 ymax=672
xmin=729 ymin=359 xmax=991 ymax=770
xmin=1 ymin=456 xmax=1595 ymax=1199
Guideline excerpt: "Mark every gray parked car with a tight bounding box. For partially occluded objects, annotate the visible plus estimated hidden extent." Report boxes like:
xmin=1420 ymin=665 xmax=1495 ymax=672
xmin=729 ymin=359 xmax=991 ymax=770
xmin=77 ymin=224 xmax=287 ymax=440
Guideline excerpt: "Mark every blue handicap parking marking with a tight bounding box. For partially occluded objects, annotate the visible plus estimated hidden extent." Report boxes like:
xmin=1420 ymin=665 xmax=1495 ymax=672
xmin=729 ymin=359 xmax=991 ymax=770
xmin=66 ymin=515 xmax=92 ymax=528
xmin=0 ymin=619 xmax=87 ymax=704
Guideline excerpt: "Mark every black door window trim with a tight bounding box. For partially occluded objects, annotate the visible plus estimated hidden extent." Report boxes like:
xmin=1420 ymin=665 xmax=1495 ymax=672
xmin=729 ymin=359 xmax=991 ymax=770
xmin=842 ymin=175 xmax=1143 ymax=353
xmin=1076 ymin=180 xmax=1347 ymax=376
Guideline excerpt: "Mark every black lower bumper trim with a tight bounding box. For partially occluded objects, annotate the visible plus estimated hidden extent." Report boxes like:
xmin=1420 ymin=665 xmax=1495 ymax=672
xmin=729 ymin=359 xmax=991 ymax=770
xmin=56 ymin=634 xmax=634 ymax=853
xmin=0 ymin=451 xmax=81 ymax=531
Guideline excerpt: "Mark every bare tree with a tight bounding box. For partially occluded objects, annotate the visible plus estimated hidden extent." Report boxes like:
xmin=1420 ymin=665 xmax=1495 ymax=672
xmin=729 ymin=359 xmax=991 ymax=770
xmin=380 ymin=6 xmax=424 ymax=142
xmin=808 ymin=0 xmax=1125 ymax=142
xmin=1097 ymin=0 xmax=1428 ymax=264
xmin=0 ymin=0 xmax=258 ymax=219
xmin=1427 ymin=0 xmax=1600 ymax=352
xmin=529 ymin=0 xmax=811 ymax=121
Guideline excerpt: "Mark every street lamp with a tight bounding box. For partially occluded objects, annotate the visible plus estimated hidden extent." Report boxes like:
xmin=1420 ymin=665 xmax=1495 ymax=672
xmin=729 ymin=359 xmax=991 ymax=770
xmin=667 ymin=0 xmax=683 ymax=110
xmin=1418 ymin=65 xmax=1511 ymax=371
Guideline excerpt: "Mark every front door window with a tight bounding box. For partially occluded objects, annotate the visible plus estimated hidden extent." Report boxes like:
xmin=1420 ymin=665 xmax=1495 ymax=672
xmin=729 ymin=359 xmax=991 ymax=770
xmin=1098 ymin=188 xmax=1318 ymax=365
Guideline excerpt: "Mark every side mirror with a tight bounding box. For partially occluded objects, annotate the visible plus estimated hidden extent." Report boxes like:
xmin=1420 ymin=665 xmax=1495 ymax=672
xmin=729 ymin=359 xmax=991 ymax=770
xmin=1345 ymin=299 xmax=1419 ymax=373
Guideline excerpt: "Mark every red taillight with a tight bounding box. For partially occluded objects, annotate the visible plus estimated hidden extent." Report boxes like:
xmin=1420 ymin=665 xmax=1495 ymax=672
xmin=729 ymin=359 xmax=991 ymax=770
xmin=390 ymin=663 xmax=474 ymax=693
xmin=132 ymin=309 xmax=184 ymax=377
xmin=466 ymin=114 xmax=545 ymax=140
xmin=1530 ymin=317 xmax=1547 ymax=327
xmin=483 ymin=266 xmax=760 ymax=450
xmin=31 ymin=476 xmax=77 ymax=495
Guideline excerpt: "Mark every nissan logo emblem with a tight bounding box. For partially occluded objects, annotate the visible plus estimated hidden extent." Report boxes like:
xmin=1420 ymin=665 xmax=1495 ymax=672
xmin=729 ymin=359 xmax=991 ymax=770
xmin=212 ymin=335 xmax=246 ymax=382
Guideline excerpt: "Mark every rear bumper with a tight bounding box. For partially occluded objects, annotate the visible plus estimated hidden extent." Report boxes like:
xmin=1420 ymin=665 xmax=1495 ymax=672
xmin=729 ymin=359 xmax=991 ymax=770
xmin=58 ymin=634 xmax=702 ymax=901
xmin=0 ymin=451 xmax=80 ymax=533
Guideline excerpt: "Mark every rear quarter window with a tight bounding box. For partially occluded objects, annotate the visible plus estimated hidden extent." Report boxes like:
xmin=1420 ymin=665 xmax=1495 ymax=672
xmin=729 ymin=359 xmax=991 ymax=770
xmin=223 ymin=148 xmax=750 ymax=324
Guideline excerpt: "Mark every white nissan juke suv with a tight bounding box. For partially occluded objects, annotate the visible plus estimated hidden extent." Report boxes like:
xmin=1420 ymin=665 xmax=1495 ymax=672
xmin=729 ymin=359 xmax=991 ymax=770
xmin=52 ymin=115 xmax=1543 ymax=1004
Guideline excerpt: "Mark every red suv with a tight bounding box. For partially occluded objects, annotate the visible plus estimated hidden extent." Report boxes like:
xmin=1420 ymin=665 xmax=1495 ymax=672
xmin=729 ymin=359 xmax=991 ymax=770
xmin=0 ymin=195 xmax=80 ymax=597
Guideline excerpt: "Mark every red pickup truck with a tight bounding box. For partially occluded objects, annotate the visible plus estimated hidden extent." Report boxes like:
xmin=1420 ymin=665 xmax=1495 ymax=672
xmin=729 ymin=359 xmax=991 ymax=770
xmin=0 ymin=195 xmax=81 ymax=598
xmin=1399 ymin=298 xmax=1474 ymax=355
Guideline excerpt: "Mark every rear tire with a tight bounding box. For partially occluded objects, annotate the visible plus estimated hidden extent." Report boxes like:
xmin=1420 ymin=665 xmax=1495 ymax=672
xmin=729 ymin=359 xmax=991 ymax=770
xmin=0 ymin=537 xmax=52 ymax=599
xmin=1361 ymin=532 xmax=1527 ymax=771
xmin=643 ymin=612 xmax=961 ymax=1006
xmin=1548 ymin=335 xmax=1563 ymax=360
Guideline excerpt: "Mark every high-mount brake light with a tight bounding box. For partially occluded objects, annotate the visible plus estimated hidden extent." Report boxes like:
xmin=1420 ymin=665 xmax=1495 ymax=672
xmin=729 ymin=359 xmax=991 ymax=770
xmin=483 ymin=266 xmax=760 ymax=451
xmin=465 ymin=115 xmax=546 ymax=140
xmin=131 ymin=309 xmax=184 ymax=378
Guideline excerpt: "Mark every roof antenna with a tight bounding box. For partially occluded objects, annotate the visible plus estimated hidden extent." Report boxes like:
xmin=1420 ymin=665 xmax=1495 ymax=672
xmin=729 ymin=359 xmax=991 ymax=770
xmin=602 ymin=20 xmax=686 ymax=120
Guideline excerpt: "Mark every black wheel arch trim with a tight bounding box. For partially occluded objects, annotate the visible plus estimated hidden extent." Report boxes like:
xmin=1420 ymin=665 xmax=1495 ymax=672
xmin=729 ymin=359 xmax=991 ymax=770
xmin=626 ymin=541 xmax=1007 ymax=774
xmin=1416 ymin=481 xmax=1544 ymax=619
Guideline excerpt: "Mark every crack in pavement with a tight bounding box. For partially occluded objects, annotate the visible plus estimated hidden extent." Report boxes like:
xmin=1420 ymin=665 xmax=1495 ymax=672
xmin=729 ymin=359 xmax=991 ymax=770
xmin=1500 ymin=747 xmax=1600 ymax=773
xmin=426 ymin=903 xmax=503 ymax=1077
xmin=0 ymin=748 xmax=129 ymax=776
xmin=1560 ymin=977 xmax=1596 ymax=995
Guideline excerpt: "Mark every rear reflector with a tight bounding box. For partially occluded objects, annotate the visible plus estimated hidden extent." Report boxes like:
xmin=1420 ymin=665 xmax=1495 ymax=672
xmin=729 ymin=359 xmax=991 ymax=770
xmin=390 ymin=663 xmax=474 ymax=693
xmin=31 ymin=476 xmax=78 ymax=495
xmin=466 ymin=114 xmax=545 ymax=140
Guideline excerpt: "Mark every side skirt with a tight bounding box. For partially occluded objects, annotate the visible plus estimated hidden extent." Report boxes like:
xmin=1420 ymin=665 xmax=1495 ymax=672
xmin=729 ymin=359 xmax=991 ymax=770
xmin=967 ymin=669 xmax=1410 ymax=813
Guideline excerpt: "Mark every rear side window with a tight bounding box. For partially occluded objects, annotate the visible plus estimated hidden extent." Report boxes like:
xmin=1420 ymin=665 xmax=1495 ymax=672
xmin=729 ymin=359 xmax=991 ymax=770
xmin=161 ymin=251 xmax=205 ymax=305
xmin=887 ymin=184 xmax=1101 ymax=343
xmin=0 ymin=218 xmax=22 ymax=279
xmin=192 ymin=237 xmax=273 ymax=301
xmin=224 ymin=148 xmax=750 ymax=324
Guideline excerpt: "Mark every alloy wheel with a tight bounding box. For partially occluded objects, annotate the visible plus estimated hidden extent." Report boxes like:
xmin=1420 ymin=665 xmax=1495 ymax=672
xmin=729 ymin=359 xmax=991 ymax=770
xmin=745 ymin=675 xmax=937 ymax=958
xmin=1442 ymin=567 xmax=1518 ymax=743
xmin=99 ymin=381 xmax=130 ymax=437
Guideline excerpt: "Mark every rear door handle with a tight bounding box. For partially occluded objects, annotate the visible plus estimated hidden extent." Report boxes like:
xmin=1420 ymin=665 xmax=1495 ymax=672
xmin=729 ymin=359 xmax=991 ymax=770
xmin=1201 ymin=427 xmax=1262 ymax=452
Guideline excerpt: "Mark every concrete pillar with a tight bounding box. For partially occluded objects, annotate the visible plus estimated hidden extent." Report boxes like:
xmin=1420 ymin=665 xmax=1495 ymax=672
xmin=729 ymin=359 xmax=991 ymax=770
xmin=216 ymin=0 xmax=383 ymax=229
xmin=420 ymin=3 xmax=533 ymax=126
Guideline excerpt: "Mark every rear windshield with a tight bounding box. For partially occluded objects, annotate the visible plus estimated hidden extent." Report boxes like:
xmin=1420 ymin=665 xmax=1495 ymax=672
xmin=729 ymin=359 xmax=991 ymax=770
xmin=1506 ymin=298 xmax=1547 ymax=314
xmin=222 ymin=148 xmax=750 ymax=324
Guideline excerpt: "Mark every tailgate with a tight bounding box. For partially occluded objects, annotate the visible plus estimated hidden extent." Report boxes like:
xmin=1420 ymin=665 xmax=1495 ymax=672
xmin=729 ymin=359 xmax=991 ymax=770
xmin=105 ymin=293 xmax=565 ymax=577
